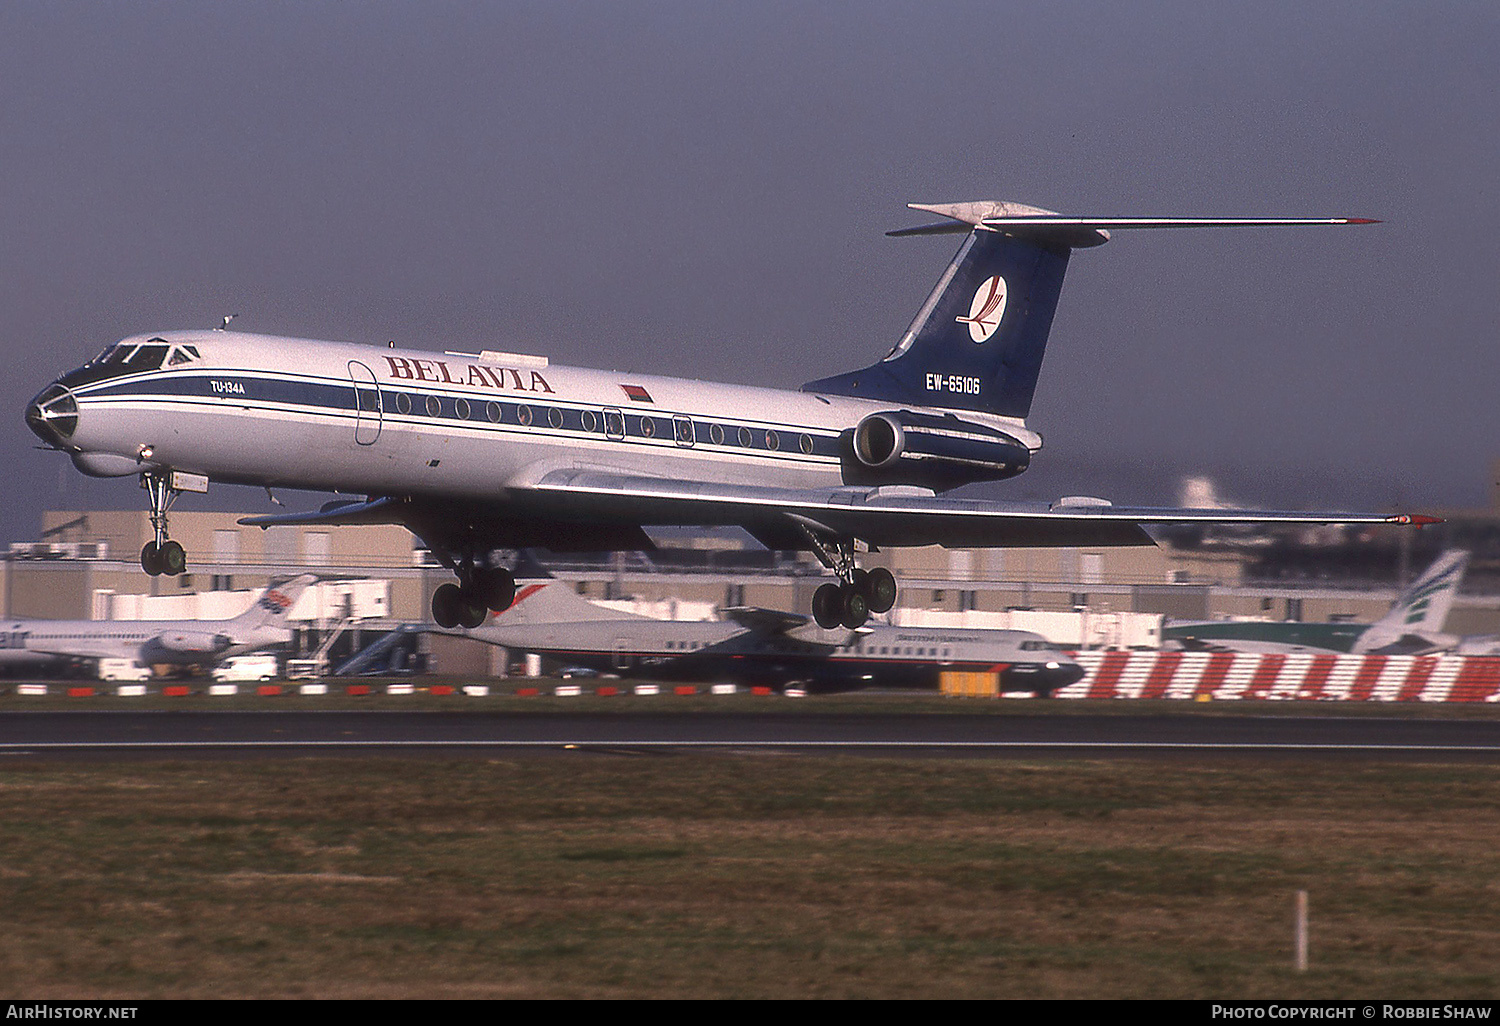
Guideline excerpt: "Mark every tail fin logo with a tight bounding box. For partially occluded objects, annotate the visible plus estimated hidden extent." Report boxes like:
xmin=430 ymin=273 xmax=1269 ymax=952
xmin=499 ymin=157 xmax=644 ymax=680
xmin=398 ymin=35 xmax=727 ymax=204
xmin=257 ymin=590 xmax=293 ymax=615
xmin=956 ymin=275 xmax=1008 ymax=343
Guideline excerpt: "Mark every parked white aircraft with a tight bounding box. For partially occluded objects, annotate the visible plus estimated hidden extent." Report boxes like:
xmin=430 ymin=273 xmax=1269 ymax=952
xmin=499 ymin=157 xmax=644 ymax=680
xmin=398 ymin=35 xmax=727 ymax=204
xmin=452 ymin=576 xmax=1086 ymax=696
xmin=0 ymin=574 xmax=315 ymax=673
xmin=1162 ymin=550 xmax=1470 ymax=655
xmin=27 ymin=199 xmax=1432 ymax=630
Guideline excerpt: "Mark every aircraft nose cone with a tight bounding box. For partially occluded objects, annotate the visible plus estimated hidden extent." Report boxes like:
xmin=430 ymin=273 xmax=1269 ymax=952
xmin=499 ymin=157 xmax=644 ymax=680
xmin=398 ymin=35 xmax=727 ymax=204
xmin=26 ymin=384 xmax=78 ymax=446
xmin=1049 ymin=662 xmax=1087 ymax=690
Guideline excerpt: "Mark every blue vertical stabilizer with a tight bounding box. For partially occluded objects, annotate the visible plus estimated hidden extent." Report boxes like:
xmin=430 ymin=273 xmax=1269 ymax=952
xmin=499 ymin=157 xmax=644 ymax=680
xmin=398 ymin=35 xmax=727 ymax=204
xmin=802 ymin=213 xmax=1073 ymax=419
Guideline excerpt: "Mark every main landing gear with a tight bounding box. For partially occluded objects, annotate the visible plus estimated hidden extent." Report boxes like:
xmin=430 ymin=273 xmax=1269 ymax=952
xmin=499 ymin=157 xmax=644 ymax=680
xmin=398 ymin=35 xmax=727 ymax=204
xmin=802 ymin=529 xmax=897 ymax=629
xmin=812 ymin=567 xmax=897 ymax=629
xmin=431 ymin=563 xmax=517 ymax=630
xmin=139 ymin=471 xmax=186 ymax=576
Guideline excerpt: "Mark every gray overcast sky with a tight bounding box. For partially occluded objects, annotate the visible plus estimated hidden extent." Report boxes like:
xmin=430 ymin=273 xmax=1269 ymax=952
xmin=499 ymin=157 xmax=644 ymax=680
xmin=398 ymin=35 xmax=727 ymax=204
xmin=2 ymin=1 xmax=1496 ymax=540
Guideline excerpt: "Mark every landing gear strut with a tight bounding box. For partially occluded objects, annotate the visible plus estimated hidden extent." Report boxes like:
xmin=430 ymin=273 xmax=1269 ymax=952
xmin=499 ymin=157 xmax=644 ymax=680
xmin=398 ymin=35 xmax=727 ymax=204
xmin=139 ymin=471 xmax=186 ymax=576
xmin=801 ymin=529 xmax=896 ymax=629
xmin=431 ymin=561 xmax=517 ymax=630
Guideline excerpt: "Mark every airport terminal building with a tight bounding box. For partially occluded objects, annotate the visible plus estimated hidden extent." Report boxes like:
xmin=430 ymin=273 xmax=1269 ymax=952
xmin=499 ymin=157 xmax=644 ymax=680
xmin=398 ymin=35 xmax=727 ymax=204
xmin=4 ymin=504 xmax=1500 ymax=678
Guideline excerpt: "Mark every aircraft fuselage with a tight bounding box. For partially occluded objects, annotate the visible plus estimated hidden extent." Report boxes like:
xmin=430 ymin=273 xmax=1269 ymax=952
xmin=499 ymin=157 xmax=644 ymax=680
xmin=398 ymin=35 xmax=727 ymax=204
xmin=31 ymin=331 xmax=1040 ymax=516
xmin=474 ymin=618 xmax=1083 ymax=695
xmin=0 ymin=617 xmax=283 ymax=667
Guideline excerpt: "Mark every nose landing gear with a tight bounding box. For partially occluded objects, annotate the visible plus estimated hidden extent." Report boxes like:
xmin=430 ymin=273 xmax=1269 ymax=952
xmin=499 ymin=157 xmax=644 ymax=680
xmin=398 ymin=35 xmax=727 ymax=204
xmin=139 ymin=471 xmax=187 ymax=576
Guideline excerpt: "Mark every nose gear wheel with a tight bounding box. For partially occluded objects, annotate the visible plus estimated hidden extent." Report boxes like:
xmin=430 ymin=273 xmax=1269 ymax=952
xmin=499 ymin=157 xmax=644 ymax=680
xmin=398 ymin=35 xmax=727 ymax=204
xmin=139 ymin=471 xmax=187 ymax=576
xmin=140 ymin=539 xmax=186 ymax=577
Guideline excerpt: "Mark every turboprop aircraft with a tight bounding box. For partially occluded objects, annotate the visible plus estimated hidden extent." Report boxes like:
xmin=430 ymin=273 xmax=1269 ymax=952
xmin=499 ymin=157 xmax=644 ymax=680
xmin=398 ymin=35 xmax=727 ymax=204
xmin=0 ymin=574 xmax=315 ymax=672
xmin=26 ymin=200 xmax=1434 ymax=630
xmin=448 ymin=574 xmax=1086 ymax=696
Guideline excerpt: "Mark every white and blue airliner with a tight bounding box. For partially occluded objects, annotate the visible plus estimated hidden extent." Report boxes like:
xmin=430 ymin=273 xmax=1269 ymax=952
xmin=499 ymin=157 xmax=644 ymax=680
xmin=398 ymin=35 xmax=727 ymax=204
xmin=27 ymin=200 xmax=1430 ymax=629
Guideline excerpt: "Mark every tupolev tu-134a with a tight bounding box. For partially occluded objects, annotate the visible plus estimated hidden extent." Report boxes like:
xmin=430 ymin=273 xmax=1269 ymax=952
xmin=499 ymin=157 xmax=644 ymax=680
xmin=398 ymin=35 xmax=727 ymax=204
xmin=26 ymin=200 xmax=1437 ymax=630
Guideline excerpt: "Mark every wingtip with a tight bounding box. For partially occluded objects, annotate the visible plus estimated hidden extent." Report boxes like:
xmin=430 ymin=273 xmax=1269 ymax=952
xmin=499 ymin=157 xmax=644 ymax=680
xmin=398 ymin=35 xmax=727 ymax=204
xmin=1343 ymin=218 xmax=1382 ymax=225
xmin=1389 ymin=513 xmax=1444 ymax=526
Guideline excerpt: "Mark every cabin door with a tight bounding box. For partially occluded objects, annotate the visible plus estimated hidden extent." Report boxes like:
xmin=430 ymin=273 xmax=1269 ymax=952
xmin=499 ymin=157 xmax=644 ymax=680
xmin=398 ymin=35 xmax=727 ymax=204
xmin=612 ymin=637 xmax=635 ymax=672
xmin=348 ymin=360 xmax=382 ymax=445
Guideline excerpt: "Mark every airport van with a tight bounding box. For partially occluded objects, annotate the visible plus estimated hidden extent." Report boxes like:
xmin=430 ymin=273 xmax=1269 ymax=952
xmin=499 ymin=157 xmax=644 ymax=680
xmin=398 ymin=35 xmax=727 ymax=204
xmin=97 ymin=658 xmax=151 ymax=682
xmin=213 ymin=654 xmax=280 ymax=683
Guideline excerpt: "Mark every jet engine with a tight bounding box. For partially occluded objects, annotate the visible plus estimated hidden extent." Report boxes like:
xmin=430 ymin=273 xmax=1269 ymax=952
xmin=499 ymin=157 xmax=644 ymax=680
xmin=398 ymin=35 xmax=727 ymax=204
xmin=846 ymin=410 xmax=1031 ymax=490
xmin=155 ymin=631 xmax=233 ymax=654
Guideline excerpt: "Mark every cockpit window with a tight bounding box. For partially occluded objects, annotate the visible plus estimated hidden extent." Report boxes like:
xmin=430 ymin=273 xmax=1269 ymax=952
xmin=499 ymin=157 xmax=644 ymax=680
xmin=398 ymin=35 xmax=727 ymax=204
xmin=63 ymin=338 xmax=183 ymax=389
xmin=91 ymin=342 xmax=169 ymax=371
xmin=124 ymin=344 xmax=168 ymax=370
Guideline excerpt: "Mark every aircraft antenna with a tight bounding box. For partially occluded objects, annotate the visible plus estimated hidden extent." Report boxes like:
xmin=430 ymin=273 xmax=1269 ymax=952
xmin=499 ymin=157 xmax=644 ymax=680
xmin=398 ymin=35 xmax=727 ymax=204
xmin=217 ymin=314 xmax=239 ymax=331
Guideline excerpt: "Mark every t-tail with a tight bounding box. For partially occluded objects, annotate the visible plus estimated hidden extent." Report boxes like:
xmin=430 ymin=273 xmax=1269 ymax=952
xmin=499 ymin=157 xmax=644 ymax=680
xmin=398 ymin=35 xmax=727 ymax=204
xmin=1353 ymin=550 xmax=1470 ymax=655
xmin=801 ymin=201 xmax=1376 ymax=490
xmin=227 ymin=574 xmax=317 ymax=632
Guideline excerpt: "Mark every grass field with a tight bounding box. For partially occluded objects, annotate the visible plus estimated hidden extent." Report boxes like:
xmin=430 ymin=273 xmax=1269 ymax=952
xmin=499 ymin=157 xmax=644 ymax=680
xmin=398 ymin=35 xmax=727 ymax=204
xmin=3 ymin=716 xmax=1500 ymax=999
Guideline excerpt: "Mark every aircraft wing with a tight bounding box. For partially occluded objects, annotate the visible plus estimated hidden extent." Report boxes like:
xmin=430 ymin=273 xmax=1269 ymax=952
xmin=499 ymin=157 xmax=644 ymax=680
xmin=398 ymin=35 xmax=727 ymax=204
xmin=719 ymin=606 xmax=864 ymax=648
xmin=239 ymin=471 xmax=1434 ymax=554
xmin=27 ymin=638 xmax=131 ymax=660
xmin=1359 ymin=632 xmax=1461 ymax=657
xmin=720 ymin=606 xmax=811 ymax=634
xmin=238 ymin=493 xmax=659 ymax=554
xmin=524 ymin=469 xmax=1434 ymax=551
xmin=1162 ymin=637 xmax=1320 ymax=656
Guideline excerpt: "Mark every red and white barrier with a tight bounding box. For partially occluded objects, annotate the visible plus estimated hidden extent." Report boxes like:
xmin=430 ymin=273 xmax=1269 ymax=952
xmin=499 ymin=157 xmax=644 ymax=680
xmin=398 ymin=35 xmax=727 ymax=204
xmin=15 ymin=657 xmax=1500 ymax=702
xmin=1060 ymin=652 xmax=1500 ymax=702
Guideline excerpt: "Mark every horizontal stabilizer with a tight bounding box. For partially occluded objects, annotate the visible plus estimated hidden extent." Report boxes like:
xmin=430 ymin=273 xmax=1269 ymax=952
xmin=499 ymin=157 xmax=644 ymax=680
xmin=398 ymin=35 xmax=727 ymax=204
xmin=891 ymin=200 xmax=1378 ymax=249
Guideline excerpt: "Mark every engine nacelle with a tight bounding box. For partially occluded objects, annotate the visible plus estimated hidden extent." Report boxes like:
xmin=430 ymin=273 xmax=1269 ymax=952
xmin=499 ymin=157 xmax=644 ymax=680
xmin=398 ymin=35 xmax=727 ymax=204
xmin=847 ymin=411 xmax=1031 ymax=490
xmin=155 ymin=631 xmax=232 ymax=654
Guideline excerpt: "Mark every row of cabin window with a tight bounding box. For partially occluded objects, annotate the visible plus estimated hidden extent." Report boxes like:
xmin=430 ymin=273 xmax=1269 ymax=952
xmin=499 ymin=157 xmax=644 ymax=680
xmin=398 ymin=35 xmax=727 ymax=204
xmin=661 ymin=639 xmax=953 ymax=657
xmin=378 ymin=392 xmax=819 ymax=453
xmin=860 ymin=645 xmax=950 ymax=656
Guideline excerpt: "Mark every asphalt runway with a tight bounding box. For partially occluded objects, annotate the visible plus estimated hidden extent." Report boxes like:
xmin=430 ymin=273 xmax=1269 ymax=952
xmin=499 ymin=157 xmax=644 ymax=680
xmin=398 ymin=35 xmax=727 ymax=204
xmin=3 ymin=708 xmax=1500 ymax=761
